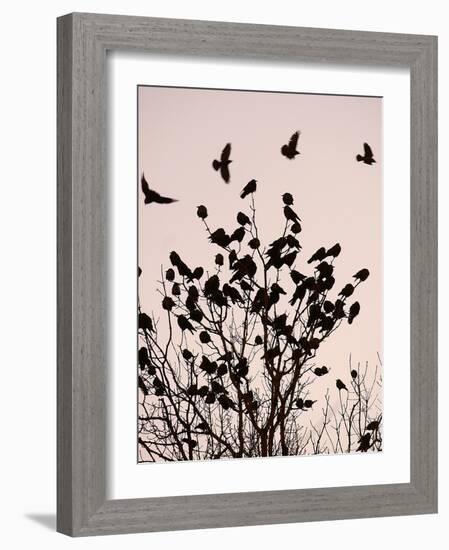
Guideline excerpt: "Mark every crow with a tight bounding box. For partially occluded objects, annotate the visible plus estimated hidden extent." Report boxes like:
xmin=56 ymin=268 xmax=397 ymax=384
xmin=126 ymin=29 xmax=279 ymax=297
xmin=348 ymin=301 xmax=360 ymax=324
xmin=281 ymin=251 xmax=298 ymax=268
xmin=209 ymin=228 xmax=231 ymax=248
xmin=165 ymin=268 xmax=175 ymax=282
xmin=357 ymin=433 xmax=372 ymax=452
xmin=215 ymin=253 xmax=224 ymax=266
xmin=284 ymin=205 xmax=301 ymax=224
xmin=326 ymin=243 xmax=341 ymax=258
xmin=196 ymin=205 xmax=208 ymax=219
xmin=291 ymin=222 xmax=302 ymax=234
xmin=171 ymin=282 xmax=181 ymax=296
xmin=251 ymin=288 xmax=269 ymax=314
xmin=204 ymin=275 xmax=220 ymax=297
xmin=230 ymin=255 xmax=257 ymax=283
xmin=308 ymin=247 xmax=326 ymax=264
xmin=228 ymin=249 xmax=237 ymax=269
xmin=240 ymin=179 xmax=257 ymax=199
xmin=282 ymin=192 xmax=294 ymax=205
xmin=192 ymin=267 xmax=204 ymax=280
xmin=230 ymin=226 xmax=245 ymax=243
xmin=289 ymin=284 xmax=306 ymax=306
xmin=353 ymin=268 xmax=370 ymax=282
xmin=139 ymin=312 xmax=154 ymax=333
xmin=169 ymin=251 xmax=193 ymax=279
xmin=351 ymin=369 xmax=358 ymax=379
xmin=290 ymin=270 xmax=306 ymax=285
xmin=281 ymin=131 xmax=300 ymax=159
xmin=212 ymin=143 xmax=232 ymax=183
xmin=162 ymin=296 xmax=175 ymax=311
xmin=356 ymin=142 xmax=376 ymax=165
xmin=336 ymin=379 xmax=348 ymax=391
xmin=338 ymin=284 xmax=354 ymax=299
xmin=138 ymin=347 xmax=151 ymax=370
xmin=177 ymin=315 xmax=195 ymax=333
xmin=222 ymin=283 xmax=243 ymax=304
xmin=248 ymin=237 xmax=260 ymax=249
xmin=190 ymin=309 xmax=203 ymax=323
xmin=237 ymin=211 xmax=251 ymax=226
xmin=366 ymin=420 xmax=381 ymax=431
xmin=141 ymin=173 xmax=177 ymax=204
xmin=199 ymin=331 xmax=211 ymax=343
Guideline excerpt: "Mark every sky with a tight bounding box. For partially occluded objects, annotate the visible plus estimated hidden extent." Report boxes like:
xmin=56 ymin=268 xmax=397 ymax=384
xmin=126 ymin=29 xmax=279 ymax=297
xmin=137 ymin=85 xmax=383 ymax=440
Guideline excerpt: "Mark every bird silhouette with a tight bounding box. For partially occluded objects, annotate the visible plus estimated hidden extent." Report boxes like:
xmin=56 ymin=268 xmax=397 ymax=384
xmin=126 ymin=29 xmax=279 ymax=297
xmin=212 ymin=143 xmax=232 ymax=183
xmin=196 ymin=205 xmax=208 ymax=219
xmin=336 ymin=379 xmax=348 ymax=391
xmin=290 ymin=270 xmax=306 ymax=285
xmin=366 ymin=420 xmax=381 ymax=431
xmin=326 ymin=243 xmax=341 ymax=258
xmin=291 ymin=222 xmax=302 ymax=234
xmin=240 ymin=179 xmax=257 ymax=199
xmin=356 ymin=142 xmax=376 ymax=165
xmin=139 ymin=312 xmax=154 ymax=333
xmin=169 ymin=251 xmax=193 ymax=279
xmin=209 ymin=228 xmax=231 ymax=248
xmin=162 ymin=296 xmax=175 ymax=311
xmin=215 ymin=253 xmax=224 ymax=266
xmin=281 ymin=131 xmax=300 ymax=159
xmin=177 ymin=315 xmax=195 ymax=333
xmin=308 ymin=247 xmax=326 ymax=264
xmin=192 ymin=267 xmax=204 ymax=280
xmin=348 ymin=301 xmax=360 ymax=324
xmin=141 ymin=174 xmax=177 ymax=204
xmin=338 ymin=283 xmax=354 ymax=299
xmin=353 ymin=268 xmax=370 ymax=281
xmin=231 ymin=226 xmax=245 ymax=243
xmin=284 ymin=205 xmax=301 ymax=224
xmin=282 ymin=192 xmax=294 ymax=205
xmin=165 ymin=268 xmax=175 ymax=281
xmin=357 ymin=433 xmax=372 ymax=452
xmin=351 ymin=369 xmax=358 ymax=379
xmin=237 ymin=212 xmax=251 ymax=226
xmin=248 ymin=237 xmax=260 ymax=249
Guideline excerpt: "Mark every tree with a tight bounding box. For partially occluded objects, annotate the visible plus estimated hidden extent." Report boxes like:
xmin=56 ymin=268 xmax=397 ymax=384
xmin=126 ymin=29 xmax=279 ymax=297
xmin=137 ymin=190 xmax=380 ymax=462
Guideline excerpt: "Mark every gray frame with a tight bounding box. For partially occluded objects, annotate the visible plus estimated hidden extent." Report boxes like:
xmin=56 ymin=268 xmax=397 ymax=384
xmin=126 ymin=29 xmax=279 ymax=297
xmin=57 ymin=12 xmax=438 ymax=536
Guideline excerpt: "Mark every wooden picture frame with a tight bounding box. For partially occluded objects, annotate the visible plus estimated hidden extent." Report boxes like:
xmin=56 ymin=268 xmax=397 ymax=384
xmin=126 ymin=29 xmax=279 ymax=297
xmin=57 ymin=12 xmax=438 ymax=536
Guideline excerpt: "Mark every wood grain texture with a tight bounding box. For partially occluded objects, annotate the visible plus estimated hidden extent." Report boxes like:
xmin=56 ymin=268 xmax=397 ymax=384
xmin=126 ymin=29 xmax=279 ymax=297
xmin=57 ymin=12 xmax=438 ymax=536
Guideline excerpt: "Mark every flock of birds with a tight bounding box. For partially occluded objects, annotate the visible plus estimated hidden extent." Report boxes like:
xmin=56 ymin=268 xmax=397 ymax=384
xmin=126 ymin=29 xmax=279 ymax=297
xmin=140 ymin=131 xmax=377 ymax=205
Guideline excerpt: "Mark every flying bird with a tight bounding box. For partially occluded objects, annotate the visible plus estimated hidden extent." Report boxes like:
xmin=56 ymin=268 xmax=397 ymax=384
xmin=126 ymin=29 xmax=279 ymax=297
xmin=356 ymin=142 xmax=376 ymax=165
xmin=141 ymin=174 xmax=177 ymax=204
xmin=240 ymin=179 xmax=257 ymax=199
xmin=212 ymin=143 xmax=232 ymax=183
xmin=281 ymin=131 xmax=300 ymax=159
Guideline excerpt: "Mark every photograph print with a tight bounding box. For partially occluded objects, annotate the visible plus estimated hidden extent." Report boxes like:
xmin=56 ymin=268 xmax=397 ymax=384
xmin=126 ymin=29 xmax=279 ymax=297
xmin=137 ymin=85 xmax=383 ymax=463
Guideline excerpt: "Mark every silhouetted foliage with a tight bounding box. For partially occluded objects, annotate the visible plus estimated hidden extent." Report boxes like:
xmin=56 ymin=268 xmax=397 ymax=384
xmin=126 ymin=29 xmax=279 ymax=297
xmin=138 ymin=189 xmax=381 ymax=461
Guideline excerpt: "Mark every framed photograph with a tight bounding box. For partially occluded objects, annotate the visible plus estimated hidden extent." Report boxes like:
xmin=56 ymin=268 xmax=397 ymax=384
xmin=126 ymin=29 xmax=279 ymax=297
xmin=57 ymin=13 xmax=437 ymax=536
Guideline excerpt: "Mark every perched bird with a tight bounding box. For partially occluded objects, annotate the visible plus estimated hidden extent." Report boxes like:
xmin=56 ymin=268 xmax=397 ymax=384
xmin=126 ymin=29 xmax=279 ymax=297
xmin=195 ymin=421 xmax=209 ymax=431
xmin=223 ymin=283 xmax=243 ymax=304
xmin=170 ymin=251 xmax=193 ymax=279
xmin=326 ymin=243 xmax=341 ymax=258
xmin=171 ymin=282 xmax=181 ymax=296
xmin=338 ymin=284 xmax=354 ymax=299
xmin=229 ymin=255 xmax=257 ymax=283
xmin=353 ymin=268 xmax=370 ymax=282
xmin=165 ymin=268 xmax=175 ymax=282
xmin=138 ymin=266 xmax=142 ymax=277
xmin=366 ymin=420 xmax=381 ymax=431
xmin=315 ymin=366 xmax=329 ymax=376
xmin=281 ymin=251 xmax=298 ymax=268
xmin=321 ymin=366 xmax=329 ymax=375
xmin=240 ymin=179 xmax=257 ymax=199
xmin=138 ymin=376 xmax=148 ymax=396
xmin=281 ymin=131 xmax=300 ymax=159
xmin=192 ymin=267 xmax=204 ymax=280
xmin=199 ymin=356 xmax=217 ymax=375
xmin=308 ymin=246 xmax=326 ymax=264
xmin=289 ymin=284 xmax=306 ymax=306
xmin=282 ymin=192 xmax=294 ymax=205
xmin=218 ymin=394 xmax=236 ymax=411
xmin=199 ymin=331 xmax=211 ymax=344
xmin=141 ymin=174 xmax=177 ymax=204
xmin=209 ymin=228 xmax=231 ymax=248
xmin=254 ymin=335 xmax=263 ymax=346
xmin=204 ymin=275 xmax=220 ymax=296
xmin=215 ymin=253 xmax=224 ymax=266
xmin=303 ymin=399 xmax=316 ymax=408
xmin=348 ymin=301 xmax=360 ymax=324
xmin=291 ymin=222 xmax=302 ymax=234
xmin=177 ymin=314 xmax=196 ymax=333
xmin=139 ymin=312 xmax=154 ymax=333
xmin=182 ymin=348 xmax=193 ymax=361
xmin=237 ymin=212 xmax=251 ymax=226
xmin=290 ymin=270 xmax=306 ymax=285
xmin=248 ymin=237 xmax=260 ymax=249
xmin=196 ymin=205 xmax=208 ymax=219
xmin=228 ymin=249 xmax=237 ymax=269
xmin=212 ymin=143 xmax=232 ymax=183
xmin=356 ymin=142 xmax=376 ymax=165
xmin=217 ymin=364 xmax=228 ymax=376
xmin=351 ymin=369 xmax=358 ymax=379
xmin=357 ymin=433 xmax=372 ymax=452
xmin=182 ymin=438 xmax=197 ymax=449
xmin=162 ymin=296 xmax=175 ymax=311
xmin=284 ymin=205 xmax=301 ymax=224
xmin=231 ymin=226 xmax=245 ymax=243
xmin=323 ymin=300 xmax=334 ymax=313
xmin=205 ymin=392 xmax=216 ymax=404
xmin=295 ymin=398 xmax=304 ymax=409
xmin=286 ymin=234 xmax=301 ymax=250
xmin=190 ymin=309 xmax=203 ymax=323
xmin=336 ymin=379 xmax=348 ymax=391
xmin=240 ymin=280 xmax=253 ymax=292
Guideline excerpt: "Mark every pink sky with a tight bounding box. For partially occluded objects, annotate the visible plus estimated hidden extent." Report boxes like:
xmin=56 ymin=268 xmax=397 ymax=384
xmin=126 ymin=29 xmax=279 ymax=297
xmin=138 ymin=85 xmax=382 ymax=415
